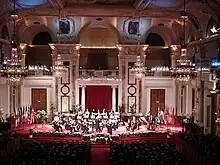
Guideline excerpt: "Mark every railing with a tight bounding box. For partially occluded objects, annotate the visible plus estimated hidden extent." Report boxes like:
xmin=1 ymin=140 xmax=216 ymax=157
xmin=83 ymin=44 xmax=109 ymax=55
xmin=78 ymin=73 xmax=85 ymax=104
xmin=145 ymin=71 xmax=172 ymax=77
xmin=79 ymin=69 xmax=119 ymax=78
xmin=27 ymin=70 xmax=52 ymax=76
xmin=26 ymin=65 xmax=52 ymax=77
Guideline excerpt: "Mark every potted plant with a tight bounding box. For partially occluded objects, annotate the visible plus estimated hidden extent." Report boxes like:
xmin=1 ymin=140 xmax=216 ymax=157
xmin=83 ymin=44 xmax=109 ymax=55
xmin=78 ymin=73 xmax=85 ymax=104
xmin=35 ymin=110 xmax=48 ymax=125
xmin=118 ymin=104 xmax=126 ymax=113
xmin=49 ymin=102 xmax=56 ymax=119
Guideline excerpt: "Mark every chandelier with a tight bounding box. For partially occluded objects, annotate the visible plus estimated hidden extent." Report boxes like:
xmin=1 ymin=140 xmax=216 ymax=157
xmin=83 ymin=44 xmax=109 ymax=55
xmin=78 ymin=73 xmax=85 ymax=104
xmin=171 ymin=45 xmax=197 ymax=84
xmin=0 ymin=48 xmax=27 ymax=85
xmin=0 ymin=0 xmax=27 ymax=85
xmin=131 ymin=54 xmax=146 ymax=79
xmin=171 ymin=0 xmax=196 ymax=84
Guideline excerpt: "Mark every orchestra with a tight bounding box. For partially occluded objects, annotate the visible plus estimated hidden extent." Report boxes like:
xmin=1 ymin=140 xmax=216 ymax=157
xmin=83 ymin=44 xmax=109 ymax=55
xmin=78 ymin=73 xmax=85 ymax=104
xmin=51 ymin=108 xmax=169 ymax=134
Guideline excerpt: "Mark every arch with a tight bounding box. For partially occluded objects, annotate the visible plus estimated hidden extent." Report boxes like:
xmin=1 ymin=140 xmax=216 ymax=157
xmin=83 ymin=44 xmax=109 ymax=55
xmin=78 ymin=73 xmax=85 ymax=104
xmin=25 ymin=46 xmax=52 ymax=67
xmin=206 ymin=17 xmax=218 ymax=37
xmin=32 ymin=32 xmax=53 ymax=45
xmin=144 ymin=26 xmax=177 ymax=46
xmin=77 ymin=21 xmax=120 ymax=44
xmin=20 ymin=24 xmax=56 ymax=43
xmin=145 ymin=33 xmax=165 ymax=46
xmin=187 ymin=13 xmax=200 ymax=30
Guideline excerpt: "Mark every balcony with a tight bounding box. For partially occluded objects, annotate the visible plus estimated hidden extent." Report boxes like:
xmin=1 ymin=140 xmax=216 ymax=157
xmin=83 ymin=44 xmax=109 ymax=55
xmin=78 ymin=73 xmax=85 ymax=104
xmin=27 ymin=65 xmax=52 ymax=77
xmin=145 ymin=71 xmax=171 ymax=77
xmin=145 ymin=67 xmax=171 ymax=77
xmin=79 ymin=69 xmax=119 ymax=79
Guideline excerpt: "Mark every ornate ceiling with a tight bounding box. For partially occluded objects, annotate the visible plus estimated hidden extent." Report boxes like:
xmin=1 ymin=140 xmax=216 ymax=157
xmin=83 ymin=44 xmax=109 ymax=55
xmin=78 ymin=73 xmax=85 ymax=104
xmin=0 ymin=0 xmax=219 ymax=25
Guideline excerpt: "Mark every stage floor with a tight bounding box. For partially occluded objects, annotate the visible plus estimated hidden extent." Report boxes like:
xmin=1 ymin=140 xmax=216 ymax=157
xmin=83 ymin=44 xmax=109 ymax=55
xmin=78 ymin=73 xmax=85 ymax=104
xmin=13 ymin=123 xmax=182 ymax=136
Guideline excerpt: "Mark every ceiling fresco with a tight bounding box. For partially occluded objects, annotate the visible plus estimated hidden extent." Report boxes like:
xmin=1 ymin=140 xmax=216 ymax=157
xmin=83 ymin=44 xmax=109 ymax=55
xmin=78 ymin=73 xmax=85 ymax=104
xmin=16 ymin=0 xmax=48 ymax=8
xmin=148 ymin=0 xmax=182 ymax=8
xmin=67 ymin=0 xmax=134 ymax=5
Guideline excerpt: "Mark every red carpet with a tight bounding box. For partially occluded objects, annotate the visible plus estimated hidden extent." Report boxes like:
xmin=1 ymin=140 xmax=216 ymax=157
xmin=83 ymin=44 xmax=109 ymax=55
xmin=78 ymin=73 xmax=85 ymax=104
xmin=91 ymin=146 xmax=109 ymax=165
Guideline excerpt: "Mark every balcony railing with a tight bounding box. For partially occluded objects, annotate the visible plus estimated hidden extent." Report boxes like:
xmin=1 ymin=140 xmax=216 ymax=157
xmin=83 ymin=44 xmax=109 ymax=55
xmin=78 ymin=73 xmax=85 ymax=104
xmin=79 ymin=69 xmax=119 ymax=79
xmin=145 ymin=70 xmax=171 ymax=77
xmin=27 ymin=66 xmax=52 ymax=77
xmin=28 ymin=70 xmax=52 ymax=76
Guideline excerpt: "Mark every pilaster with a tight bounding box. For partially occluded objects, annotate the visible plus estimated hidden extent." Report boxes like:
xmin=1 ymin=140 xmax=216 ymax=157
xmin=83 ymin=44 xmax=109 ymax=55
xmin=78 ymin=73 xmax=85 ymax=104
xmin=49 ymin=44 xmax=81 ymax=113
xmin=81 ymin=85 xmax=86 ymax=111
xmin=170 ymin=45 xmax=181 ymax=68
xmin=117 ymin=44 xmax=148 ymax=114
xmin=186 ymin=84 xmax=192 ymax=115
xmin=18 ymin=43 xmax=27 ymax=67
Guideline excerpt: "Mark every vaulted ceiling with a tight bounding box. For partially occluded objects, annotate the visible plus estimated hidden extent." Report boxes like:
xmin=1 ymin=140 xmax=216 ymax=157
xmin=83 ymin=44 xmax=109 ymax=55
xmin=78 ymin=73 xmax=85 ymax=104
xmin=0 ymin=0 xmax=219 ymax=22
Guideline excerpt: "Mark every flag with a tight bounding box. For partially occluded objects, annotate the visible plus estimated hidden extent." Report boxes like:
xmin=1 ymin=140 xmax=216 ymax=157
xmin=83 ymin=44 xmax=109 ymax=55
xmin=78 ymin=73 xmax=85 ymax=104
xmin=169 ymin=108 xmax=175 ymax=125
xmin=12 ymin=108 xmax=19 ymax=128
xmin=164 ymin=106 xmax=170 ymax=123
xmin=18 ymin=106 xmax=23 ymax=123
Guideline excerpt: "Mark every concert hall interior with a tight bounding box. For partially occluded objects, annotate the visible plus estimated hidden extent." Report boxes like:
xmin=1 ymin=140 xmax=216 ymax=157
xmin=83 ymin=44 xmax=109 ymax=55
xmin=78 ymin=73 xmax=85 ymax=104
xmin=0 ymin=0 xmax=220 ymax=165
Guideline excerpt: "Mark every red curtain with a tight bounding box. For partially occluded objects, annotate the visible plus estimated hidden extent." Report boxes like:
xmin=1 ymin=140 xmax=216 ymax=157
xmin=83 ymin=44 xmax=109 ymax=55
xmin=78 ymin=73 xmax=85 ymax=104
xmin=85 ymin=86 xmax=112 ymax=112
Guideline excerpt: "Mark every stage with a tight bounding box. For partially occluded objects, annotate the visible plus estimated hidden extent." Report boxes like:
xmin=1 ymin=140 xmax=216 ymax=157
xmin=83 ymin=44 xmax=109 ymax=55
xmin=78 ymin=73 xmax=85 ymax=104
xmin=13 ymin=123 xmax=182 ymax=137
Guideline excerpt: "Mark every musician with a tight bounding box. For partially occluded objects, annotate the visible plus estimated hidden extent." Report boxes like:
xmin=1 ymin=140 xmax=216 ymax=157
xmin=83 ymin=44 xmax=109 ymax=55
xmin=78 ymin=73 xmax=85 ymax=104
xmin=95 ymin=118 xmax=101 ymax=133
xmin=83 ymin=109 xmax=90 ymax=119
xmin=53 ymin=119 xmax=62 ymax=132
xmin=158 ymin=109 xmax=165 ymax=124
xmin=92 ymin=118 xmax=96 ymax=131
xmin=91 ymin=111 xmax=95 ymax=120
xmin=136 ymin=118 xmax=141 ymax=130
xmin=69 ymin=119 xmax=75 ymax=132
xmin=103 ymin=111 xmax=108 ymax=120
xmin=131 ymin=117 xmax=137 ymax=132
xmin=107 ymin=120 xmax=113 ymax=135
xmin=126 ymin=119 xmax=132 ymax=131
xmin=82 ymin=120 xmax=89 ymax=133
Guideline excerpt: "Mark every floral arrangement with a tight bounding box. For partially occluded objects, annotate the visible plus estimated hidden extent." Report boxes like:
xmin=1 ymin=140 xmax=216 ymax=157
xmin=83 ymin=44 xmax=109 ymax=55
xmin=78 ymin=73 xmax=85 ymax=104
xmin=33 ymin=132 xmax=82 ymax=137
xmin=30 ymin=132 xmax=170 ymax=142
xmin=35 ymin=110 xmax=48 ymax=124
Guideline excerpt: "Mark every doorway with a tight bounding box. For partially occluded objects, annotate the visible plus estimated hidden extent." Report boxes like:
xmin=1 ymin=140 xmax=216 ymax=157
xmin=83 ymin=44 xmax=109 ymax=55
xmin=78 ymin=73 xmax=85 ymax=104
xmin=31 ymin=88 xmax=47 ymax=111
xmin=150 ymin=89 xmax=165 ymax=116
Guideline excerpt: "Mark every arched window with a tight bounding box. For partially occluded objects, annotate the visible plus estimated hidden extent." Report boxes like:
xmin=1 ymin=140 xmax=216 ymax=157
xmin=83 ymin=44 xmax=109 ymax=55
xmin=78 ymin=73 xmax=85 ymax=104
xmin=145 ymin=33 xmax=165 ymax=46
xmin=26 ymin=31 xmax=52 ymax=67
xmin=32 ymin=31 xmax=53 ymax=45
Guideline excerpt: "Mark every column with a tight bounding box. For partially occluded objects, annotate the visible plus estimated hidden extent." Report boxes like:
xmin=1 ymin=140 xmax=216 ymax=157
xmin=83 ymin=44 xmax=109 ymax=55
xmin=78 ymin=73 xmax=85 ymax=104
xmin=170 ymin=45 xmax=181 ymax=68
xmin=112 ymin=86 xmax=116 ymax=111
xmin=172 ymin=79 xmax=177 ymax=114
xmin=20 ymin=84 xmax=24 ymax=107
xmin=210 ymin=93 xmax=217 ymax=135
xmin=81 ymin=85 xmax=86 ymax=111
xmin=186 ymin=84 xmax=192 ymax=115
xmin=118 ymin=82 xmax=122 ymax=107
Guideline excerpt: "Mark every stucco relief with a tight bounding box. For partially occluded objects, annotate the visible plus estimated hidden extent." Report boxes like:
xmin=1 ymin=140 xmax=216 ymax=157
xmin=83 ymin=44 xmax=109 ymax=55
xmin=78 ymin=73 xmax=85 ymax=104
xmin=77 ymin=79 xmax=121 ymax=85
xmin=118 ymin=45 xmax=148 ymax=56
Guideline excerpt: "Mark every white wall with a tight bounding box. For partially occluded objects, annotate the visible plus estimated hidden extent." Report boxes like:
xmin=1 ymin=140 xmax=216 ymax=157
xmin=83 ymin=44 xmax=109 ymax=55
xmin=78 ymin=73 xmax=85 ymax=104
xmin=0 ymin=78 xmax=9 ymax=117
xmin=22 ymin=76 xmax=54 ymax=114
xmin=143 ymin=77 xmax=175 ymax=115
